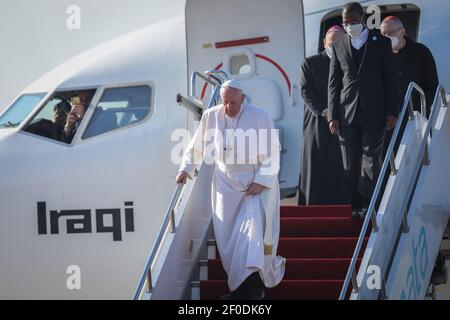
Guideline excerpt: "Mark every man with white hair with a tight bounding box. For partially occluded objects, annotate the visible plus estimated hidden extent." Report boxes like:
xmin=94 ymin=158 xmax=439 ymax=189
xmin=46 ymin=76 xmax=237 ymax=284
xmin=176 ymin=79 xmax=285 ymax=299
xmin=380 ymin=16 xmax=438 ymax=118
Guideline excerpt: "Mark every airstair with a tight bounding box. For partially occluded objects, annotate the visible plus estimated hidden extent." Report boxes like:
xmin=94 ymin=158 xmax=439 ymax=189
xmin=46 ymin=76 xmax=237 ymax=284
xmin=340 ymin=83 xmax=450 ymax=300
xmin=133 ymin=77 xmax=450 ymax=300
xmin=193 ymin=204 xmax=365 ymax=299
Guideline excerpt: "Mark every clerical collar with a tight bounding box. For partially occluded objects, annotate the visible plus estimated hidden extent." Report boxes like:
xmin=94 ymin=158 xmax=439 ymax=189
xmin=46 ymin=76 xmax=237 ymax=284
xmin=351 ymin=27 xmax=369 ymax=50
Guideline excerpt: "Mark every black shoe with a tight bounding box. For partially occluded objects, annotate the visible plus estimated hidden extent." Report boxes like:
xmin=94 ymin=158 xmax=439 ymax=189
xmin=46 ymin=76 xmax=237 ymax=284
xmin=351 ymin=208 xmax=362 ymax=219
xmin=220 ymin=281 xmax=247 ymax=300
xmin=221 ymin=272 xmax=265 ymax=300
xmin=248 ymin=289 xmax=266 ymax=300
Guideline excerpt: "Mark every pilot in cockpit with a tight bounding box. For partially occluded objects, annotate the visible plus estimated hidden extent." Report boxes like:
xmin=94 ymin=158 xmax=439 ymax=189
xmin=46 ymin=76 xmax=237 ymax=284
xmin=23 ymin=100 xmax=71 ymax=142
xmin=62 ymin=91 xmax=94 ymax=143
xmin=52 ymin=101 xmax=71 ymax=139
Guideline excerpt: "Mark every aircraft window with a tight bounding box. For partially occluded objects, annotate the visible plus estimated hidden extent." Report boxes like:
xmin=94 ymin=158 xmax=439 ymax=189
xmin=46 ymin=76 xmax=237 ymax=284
xmin=22 ymin=89 xmax=95 ymax=144
xmin=318 ymin=4 xmax=420 ymax=52
xmin=0 ymin=93 xmax=46 ymax=129
xmin=230 ymin=54 xmax=251 ymax=75
xmin=82 ymin=85 xmax=152 ymax=139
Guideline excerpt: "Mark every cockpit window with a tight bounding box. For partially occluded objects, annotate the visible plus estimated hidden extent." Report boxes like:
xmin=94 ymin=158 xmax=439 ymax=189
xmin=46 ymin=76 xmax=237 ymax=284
xmin=0 ymin=93 xmax=46 ymax=129
xmin=82 ymin=85 xmax=152 ymax=139
xmin=22 ymin=89 xmax=95 ymax=144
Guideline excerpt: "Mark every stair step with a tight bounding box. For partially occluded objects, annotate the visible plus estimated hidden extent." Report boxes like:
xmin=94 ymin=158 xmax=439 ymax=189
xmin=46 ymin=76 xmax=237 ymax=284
xmin=207 ymin=258 xmax=362 ymax=280
xmin=280 ymin=217 xmax=363 ymax=237
xmin=198 ymin=205 xmax=367 ymax=300
xmin=278 ymin=237 xmax=367 ymax=259
xmin=190 ymin=281 xmax=200 ymax=300
xmin=200 ymin=279 xmax=344 ymax=300
xmin=207 ymin=239 xmax=217 ymax=259
xmin=216 ymin=237 xmax=368 ymax=259
xmin=280 ymin=205 xmax=352 ymax=218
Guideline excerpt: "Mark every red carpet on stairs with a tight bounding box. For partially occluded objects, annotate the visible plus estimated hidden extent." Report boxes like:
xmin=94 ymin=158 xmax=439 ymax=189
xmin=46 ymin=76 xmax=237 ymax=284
xmin=200 ymin=205 xmax=368 ymax=300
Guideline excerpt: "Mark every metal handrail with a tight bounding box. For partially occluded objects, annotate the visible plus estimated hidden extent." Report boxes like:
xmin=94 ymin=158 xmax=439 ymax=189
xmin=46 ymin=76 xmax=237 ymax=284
xmin=198 ymin=70 xmax=229 ymax=110
xmin=190 ymin=71 xmax=221 ymax=98
xmin=133 ymin=70 xmax=229 ymax=300
xmin=190 ymin=70 xmax=229 ymax=109
xmin=376 ymin=85 xmax=448 ymax=295
xmin=205 ymin=70 xmax=229 ymax=83
xmin=338 ymin=82 xmax=428 ymax=300
xmin=206 ymin=82 xmax=222 ymax=109
xmin=176 ymin=94 xmax=203 ymax=118
xmin=204 ymin=70 xmax=229 ymax=108
xmin=133 ymin=183 xmax=184 ymax=299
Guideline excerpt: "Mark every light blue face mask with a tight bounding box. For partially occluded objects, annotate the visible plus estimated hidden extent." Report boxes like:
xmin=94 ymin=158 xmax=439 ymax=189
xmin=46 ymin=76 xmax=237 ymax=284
xmin=344 ymin=23 xmax=364 ymax=38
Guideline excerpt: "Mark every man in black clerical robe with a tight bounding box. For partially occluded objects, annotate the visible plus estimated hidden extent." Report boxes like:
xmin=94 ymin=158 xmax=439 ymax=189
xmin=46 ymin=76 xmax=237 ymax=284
xmin=379 ymin=16 xmax=439 ymax=194
xmin=380 ymin=15 xmax=439 ymax=159
xmin=381 ymin=16 xmax=439 ymax=119
xmin=299 ymin=26 xmax=348 ymax=205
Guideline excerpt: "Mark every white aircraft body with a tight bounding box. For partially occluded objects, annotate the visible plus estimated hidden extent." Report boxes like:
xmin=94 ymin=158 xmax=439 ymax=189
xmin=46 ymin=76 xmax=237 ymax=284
xmin=0 ymin=0 xmax=449 ymax=299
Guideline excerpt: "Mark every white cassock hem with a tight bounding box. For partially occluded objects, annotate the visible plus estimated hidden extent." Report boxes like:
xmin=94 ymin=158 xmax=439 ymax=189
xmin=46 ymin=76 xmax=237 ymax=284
xmin=212 ymin=168 xmax=285 ymax=292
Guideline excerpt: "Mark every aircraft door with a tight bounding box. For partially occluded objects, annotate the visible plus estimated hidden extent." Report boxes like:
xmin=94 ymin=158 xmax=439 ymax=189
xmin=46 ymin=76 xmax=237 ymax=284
xmin=185 ymin=0 xmax=305 ymax=197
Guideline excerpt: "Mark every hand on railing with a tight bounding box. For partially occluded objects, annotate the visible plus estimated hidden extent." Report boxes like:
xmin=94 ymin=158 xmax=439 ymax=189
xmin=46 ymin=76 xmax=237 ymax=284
xmin=386 ymin=115 xmax=397 ymax=130
xmin=134 ymin=180 xmax=186 ymax=299
xmin=176 ymin=171 xmax=191 ymax=185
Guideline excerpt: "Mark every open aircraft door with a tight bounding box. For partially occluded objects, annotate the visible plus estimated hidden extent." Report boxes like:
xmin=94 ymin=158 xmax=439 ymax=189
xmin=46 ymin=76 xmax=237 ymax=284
xmin=185 ymin=0 xmax=306 ymax=197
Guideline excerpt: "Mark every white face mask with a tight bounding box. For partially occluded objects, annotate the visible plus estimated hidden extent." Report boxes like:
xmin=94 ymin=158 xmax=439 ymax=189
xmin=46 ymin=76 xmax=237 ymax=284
xmin=388 ymin=36 xmax=400 ymax=49
xmin=344 ymin=23 xmax=364 ymax=38
xmin=325 ymin=46 xmax=333 ymax=59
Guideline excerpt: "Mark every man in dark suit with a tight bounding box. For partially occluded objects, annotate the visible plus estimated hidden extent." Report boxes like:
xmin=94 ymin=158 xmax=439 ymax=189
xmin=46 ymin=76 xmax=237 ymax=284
xmin=328 ymin=2 xmax=399 ymax=218
xmin=299 ymin=26 xmax=348 ymax=205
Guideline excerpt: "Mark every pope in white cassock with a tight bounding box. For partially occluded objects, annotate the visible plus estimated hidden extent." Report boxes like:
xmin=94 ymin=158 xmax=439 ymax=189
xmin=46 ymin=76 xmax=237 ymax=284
xmin=176 ymin=79 xmax=285 ymax=299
